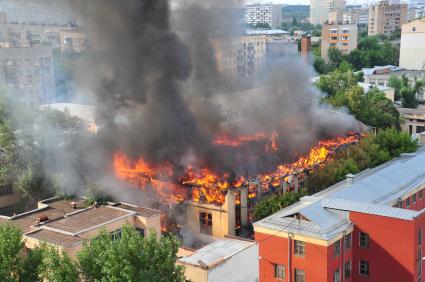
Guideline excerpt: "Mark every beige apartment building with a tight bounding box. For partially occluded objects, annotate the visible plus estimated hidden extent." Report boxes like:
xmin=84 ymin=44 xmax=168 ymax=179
xmin=210 ymin=35 xmax=267 ymax=79
xmin=321 ymin=24 xmax=358 ymax=62
xmin=0 ymin=197 xmax=161 ymax=258
xmin=368 ymin=0 xmax=408 ymax=36
xmin=399 ymin=19 xmax=425 ymax=70
xmin=310 ymin=0 xmax=346 ymax=25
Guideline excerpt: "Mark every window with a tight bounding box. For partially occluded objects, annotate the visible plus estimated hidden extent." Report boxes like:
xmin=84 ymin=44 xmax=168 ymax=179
xmin=110 ymin=229 xmax=122 ymax=241
xmin=413 ymin=27 xmax=417 ymax=32
xmin=420 ymin=190 xmax=423 ymax=199
xmin=344 ymin=261 xmax=351 ymax=278
xmin=417 ymin=126 xmax=425 ymax=134
xmin=294 ymin=240 xmax=305 ymax=257
xmin=413 ymin=193 xmax=417 ymax=205
xmin=342 ymin=43 xmax=349 ymax=47
xmin=407 ymin=198 xmax=411 ymax=208
xmin=359 ymin=260 xmax=369 ymax=277
xmin=0 ymin=185 xmax=13 ymax=197
xmin=334 ymin=268 xmax=340 ymax=282
xmin=331 ymin=36 xmax=338 ymax=40
xmin=359 ymin=232 xmax=369 ymax=248
xmin=199 ymin=212 xmax=212 ymax=235
xmin=274 ymin=264 xmax=285 ymax=280
xmin=295 ymin=269 xmax=305 ymax=282
xmin=419 ymin=229 xmax=422 ymax=246
xmin=344 ymin=233 xmax=352 ymax=249
xmin=334 ymin=240 xmax=341 ymax=257
xmin=136 ymin=227 xmax=145 ymax=237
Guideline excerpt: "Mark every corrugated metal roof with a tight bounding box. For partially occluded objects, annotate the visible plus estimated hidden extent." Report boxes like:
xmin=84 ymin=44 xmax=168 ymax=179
xmin=322 ymin=198 xmax=419 ymax=220
xmin=254 ymin=149 xmax=425 ymax=240
xmin=178 ymin=239 xmax=256 ymax=268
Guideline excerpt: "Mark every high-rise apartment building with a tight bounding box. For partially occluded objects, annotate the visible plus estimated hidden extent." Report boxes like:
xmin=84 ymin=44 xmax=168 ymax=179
xmin=210 ymin=35 xmax=267 ymax=79
xmin=368 ymin=0 xmax=408 ymax=36
xmin=321 ymin=24 xmax=358 ymax=62
xmin=245 ymin=3 xmax=283 ymax=29
xmin=0 ymin=46 xmax=55 ymax=103
xmin=400 ymin=19 xmax=425 ymax=70
xmin=0 ymin=0 xmax=77 ymax=26
xmin=310 ymin=0 xmax=346 ymax=25
xmin=255 ymin=149 xmax=425 ymax=282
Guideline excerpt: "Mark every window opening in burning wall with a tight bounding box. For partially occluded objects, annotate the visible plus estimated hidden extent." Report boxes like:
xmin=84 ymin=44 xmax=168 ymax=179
xmin=199 ymin=212 xmax=212 ymax=235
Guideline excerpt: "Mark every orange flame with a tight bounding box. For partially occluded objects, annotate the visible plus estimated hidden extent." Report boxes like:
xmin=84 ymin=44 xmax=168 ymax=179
xmin=113 ymin=133 xmax=363 ymax=206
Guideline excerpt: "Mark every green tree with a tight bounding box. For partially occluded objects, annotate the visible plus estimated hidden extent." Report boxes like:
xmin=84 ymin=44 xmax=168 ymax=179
xmin=0 ymin=223 xmax=23 ymax=282
xmin=37 ymin=244 xmax=78 ymax=282
xmin=373 ymin=128 xmax=418 ymax=157
xmin=20 ymin=247 xmax=43 ymax=282
xmin=77 ymin=225 xmax=185 ymax=282
xmin=253 ymin=190 xmax=307 ymax=220
xmin=316 ymin=68 xmax=358 ymax=97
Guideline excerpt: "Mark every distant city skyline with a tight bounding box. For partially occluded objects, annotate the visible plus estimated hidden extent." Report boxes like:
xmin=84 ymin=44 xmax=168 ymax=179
xmin=245 ymin=0 xmax=373 ymax=6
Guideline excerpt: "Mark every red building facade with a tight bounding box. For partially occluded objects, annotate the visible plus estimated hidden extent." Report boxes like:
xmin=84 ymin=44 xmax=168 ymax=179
xmin=254 ymin=151 xmax=425 ymax=282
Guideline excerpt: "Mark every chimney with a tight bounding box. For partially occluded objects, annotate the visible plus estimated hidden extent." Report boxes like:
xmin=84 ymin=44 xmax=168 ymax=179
xmin=70 ymin=202 xmax=77 ymax=209
xmin=346 ymin=173 xmax=356 ymax=185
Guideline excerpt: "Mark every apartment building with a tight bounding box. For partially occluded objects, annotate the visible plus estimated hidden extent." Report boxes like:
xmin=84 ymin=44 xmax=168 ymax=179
xmin=0 ymin=0 xmax=78 ymax=26
xmin=245 ymin=3 xmax=283 ymax=29
xmin=321 ymin=24 xmax=358 ymax=62
xmin=310 ymin=0 xmax=346 ymax=25
xmin=210 ymin=35 xmax=267 ymax=79
xmin=400 ymin=19 xmax=425 ymax=70
xmin=368 ymin=0 xmax=408 ymax=36
xmin=0 ymin=197 xmax=161 ymax=258
xmin=416 ymin=5 xmax=425 ymax=18
xmin=254 ymin=148 xmax=425 ymax=282
xmin=0 ymin=46 xmax=55 ymax=103
xmin=341 ymin=8 xmax=369 ymax=25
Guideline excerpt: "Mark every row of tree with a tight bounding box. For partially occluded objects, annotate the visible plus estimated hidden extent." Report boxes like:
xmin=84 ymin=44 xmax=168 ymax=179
xmin=314 ymin=35 xmax=399 ymax=74
xmin=253 ymin=128 xmax=419 ymax=220
xmin=0 ymin=223 xmax=184 ymax=282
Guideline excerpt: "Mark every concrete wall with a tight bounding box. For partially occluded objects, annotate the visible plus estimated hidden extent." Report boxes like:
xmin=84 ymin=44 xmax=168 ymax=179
xmin=400 ymin=20 xmax=425 ymax=70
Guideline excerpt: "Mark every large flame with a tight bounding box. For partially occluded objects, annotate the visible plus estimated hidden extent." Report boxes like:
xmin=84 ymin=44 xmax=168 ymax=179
xmin=113 ymin=133 xmax=363 ymax=206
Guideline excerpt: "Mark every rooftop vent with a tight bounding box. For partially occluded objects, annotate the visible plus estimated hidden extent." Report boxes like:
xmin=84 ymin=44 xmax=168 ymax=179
xmin=346 ymin=173 xmax=356 ymax=185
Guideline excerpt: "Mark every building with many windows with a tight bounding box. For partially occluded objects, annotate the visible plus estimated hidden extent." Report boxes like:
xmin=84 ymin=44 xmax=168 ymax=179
xmin=245 ymin=3 xmax=283 ymax=29
xmin=310 ymin=0 xmax=346 ymax=25
xmin=321 ymin=24 xmax=358 ymax=62
xmin=368 ymin=0 xmax=408 ymax=36
xmin=0 ymin=0 xmax=78 ymax=26
xmin=254 ymin=148 xmax=425 ymax=282
xmin=210 ymin=35 xmax=267 ymax=79
xmin=0 ymin=46 xmax=55 ymax=103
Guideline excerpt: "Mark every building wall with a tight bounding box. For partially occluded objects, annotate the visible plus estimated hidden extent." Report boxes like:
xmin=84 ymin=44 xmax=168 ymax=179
xmin=321 ymin=24 xmax=358 ymax=62
xmin=185 ymin=191 xmax=236 ymax=238
xmin=0 ymin=46 xmax=55 ymax=103
xmin=208 ymin=242 xmax=259 ymax=282
xmin=255 ymin=228 xmax=353 ymax=282
xmin=400 ymin=20 xmax=425 ymax=70
xmin=349 ymin=211 xmax=417 ymax=282
xmin=310 ymin=0 xmax=346 ymax=25
xmin=368 ymin=1 xmax=408 ymax=36
xmin=0 ymin=0 xmax=78 ymax=26
xmin=245 ymin=4 xmax=282 ymax=29
xmin=211 ymin=35 xmax=266 ymax=79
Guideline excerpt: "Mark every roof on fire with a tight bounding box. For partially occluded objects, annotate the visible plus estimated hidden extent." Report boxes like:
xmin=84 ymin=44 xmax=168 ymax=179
xmin=254 ymin=148 xmax=425 ymax=241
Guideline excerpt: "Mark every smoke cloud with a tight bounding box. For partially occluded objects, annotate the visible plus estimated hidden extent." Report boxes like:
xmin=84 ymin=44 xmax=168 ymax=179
xmin=63 ymin=0 xmax=363 ymax=188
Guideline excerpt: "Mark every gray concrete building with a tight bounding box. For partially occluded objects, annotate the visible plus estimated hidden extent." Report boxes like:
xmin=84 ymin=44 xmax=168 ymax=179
xmin=0 ymin=0 xmax=77 ymax=26
xmin=0 ymin=46 xmax=55 ymax=103
xmin=245 ymin=3 xmax=283 ymax=29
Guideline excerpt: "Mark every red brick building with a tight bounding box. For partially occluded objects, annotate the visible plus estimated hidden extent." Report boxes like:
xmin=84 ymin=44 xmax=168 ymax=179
xmin=254 ymin=151 xmax=425 ymax=282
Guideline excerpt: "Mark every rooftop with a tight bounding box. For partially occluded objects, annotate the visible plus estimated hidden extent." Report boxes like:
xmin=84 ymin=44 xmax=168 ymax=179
xmin=26 ymin=229 xmax=83 ymax=248
xmin=44 ymin=206 xmax=134 ymax=235
xmin=178 ymin=238 xmax=256 ymax=269
xmin=246 ymin=29 xmax=290 ymax=36
xmin=113 ymin=203 xmax=160 ymax=218
xmin=254 ymin=148 xmax=425 ymax=240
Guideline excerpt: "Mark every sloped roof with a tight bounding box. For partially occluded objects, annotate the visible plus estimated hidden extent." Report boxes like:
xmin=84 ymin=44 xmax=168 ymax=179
xmin=254 ymin=149 xmax=425 ymax=240
xmin=178 ymin=238 xmax=256 ymax=269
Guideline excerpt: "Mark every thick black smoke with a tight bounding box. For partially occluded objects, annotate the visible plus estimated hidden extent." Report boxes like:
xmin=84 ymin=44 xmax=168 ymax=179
xmin=68 ymin=0 xmax=363 ymax=179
